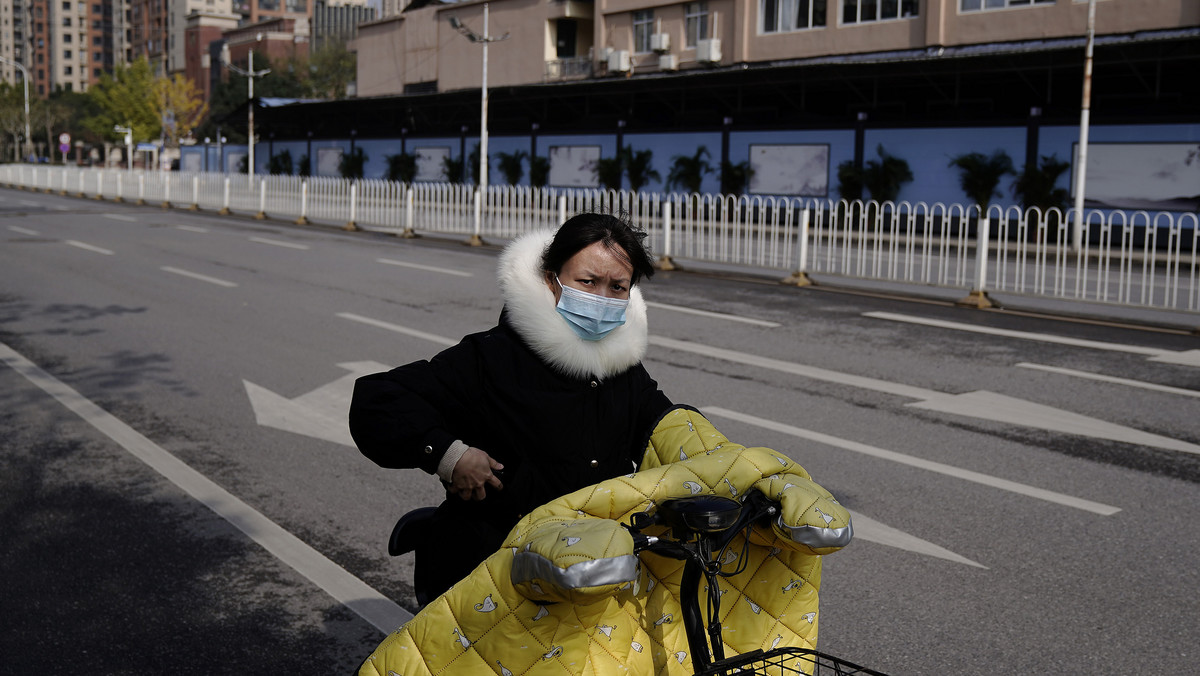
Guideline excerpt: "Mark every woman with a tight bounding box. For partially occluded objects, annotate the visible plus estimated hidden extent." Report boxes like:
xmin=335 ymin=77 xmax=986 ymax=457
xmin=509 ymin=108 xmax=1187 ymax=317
xmin=349 ymin=213 xmax=674 ymax=602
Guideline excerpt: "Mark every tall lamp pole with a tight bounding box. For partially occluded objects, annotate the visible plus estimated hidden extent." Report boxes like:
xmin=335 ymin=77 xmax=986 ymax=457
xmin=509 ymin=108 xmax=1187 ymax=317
xmin=222 ymin=44 xmax=270 ymax=186
xmin=1071 ymin=0 xmax=1097 ymax=253
xmin=450 ymin=5 xmax=509 ymax=196
xmin=0 ymin=55 xmax=31 ymax=162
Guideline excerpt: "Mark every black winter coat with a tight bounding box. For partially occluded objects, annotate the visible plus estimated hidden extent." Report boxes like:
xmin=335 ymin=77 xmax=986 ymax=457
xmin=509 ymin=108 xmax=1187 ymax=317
xmin=349 ymin=309 xmax=672 ymax=598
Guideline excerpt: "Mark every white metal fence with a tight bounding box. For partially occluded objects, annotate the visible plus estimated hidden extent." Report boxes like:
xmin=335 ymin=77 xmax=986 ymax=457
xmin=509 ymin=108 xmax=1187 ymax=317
xmin=3 ymin=164 xmax=1197 ymax=314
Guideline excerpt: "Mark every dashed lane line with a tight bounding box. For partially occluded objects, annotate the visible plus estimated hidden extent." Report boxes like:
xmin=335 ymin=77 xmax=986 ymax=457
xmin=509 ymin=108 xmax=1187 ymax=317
xmin=161 ymin=266 xmax=238 ymax=288
xmin=250 ymin=236 xmax=310 ymax=250
xmin=65 ymin=240 xmax=114 ymax=255
xmin=0 ymin=340 xmax=412 ymax=634
xmin=376 ymin=258 xmax=473 ymax=277
xmin=1017 ymin=363 xmax=1200 ymax=399
xmin=646 ymin=301 xmax=781 ymax=327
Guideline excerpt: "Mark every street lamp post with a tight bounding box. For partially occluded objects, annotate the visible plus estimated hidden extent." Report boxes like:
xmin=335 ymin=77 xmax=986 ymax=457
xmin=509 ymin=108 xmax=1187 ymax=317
xmin=449 ymin=5 xmax=509 ymax=199
xmin=0 ymin=55 xmax=31 ymax=162
xmin=222 ymin=45 xmax=270 ymax=186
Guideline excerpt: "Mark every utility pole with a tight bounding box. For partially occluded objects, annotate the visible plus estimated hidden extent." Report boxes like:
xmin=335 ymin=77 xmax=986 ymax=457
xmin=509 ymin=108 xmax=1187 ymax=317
xmin=1071 ymin=0 xmax=1097 ymax=253
xmin=223 ymin=44 xmax=270 ymax=186
xmin=450 ymin=5 xmax=509 ymax=197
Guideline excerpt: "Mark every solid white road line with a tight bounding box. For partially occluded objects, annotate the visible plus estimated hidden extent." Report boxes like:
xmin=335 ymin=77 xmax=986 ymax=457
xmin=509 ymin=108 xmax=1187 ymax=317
xmin=103 ymin=213 xmax=139 ymax=223
xmin=8 ymin=225 xmax=39 ymax=236
xmin=175 ymin=225 xmax=209 ymax=233
xmin=645 ymin=301 xmax=781 ymax=328
xmin=337 ymin=312 xmax=458 ymax=347
xmin=0 ymin=341 xmax=412 ymax=634
xmin=65 ymin=240 xmax=114 ymax=255
xmin=250 ymin=236 xmax=310 ymax=250
xmin=376 ymin=258 xmax=473 ymax=277
xmin=1016 ymin=362 xmax=1200 ymax=399
xmin=864 ymin=311 xmax=1200 ymax=366
xmin=160 ymin=266 xmax=238 ymax=288
xmin=651 ymin=334 xmax=1200 ymax=455
xmin=703 ymin=406 xmax=1121 ymax=516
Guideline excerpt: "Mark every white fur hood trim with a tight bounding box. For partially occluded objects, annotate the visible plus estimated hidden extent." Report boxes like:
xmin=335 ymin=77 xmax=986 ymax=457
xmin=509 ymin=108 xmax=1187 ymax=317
xmin=497 ymin=229 xmax=649 ymax=381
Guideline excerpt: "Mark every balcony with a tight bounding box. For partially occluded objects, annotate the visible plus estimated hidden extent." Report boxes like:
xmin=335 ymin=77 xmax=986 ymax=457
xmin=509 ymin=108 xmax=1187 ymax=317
xmin=544 ymin=55 xmax=592 ymax=81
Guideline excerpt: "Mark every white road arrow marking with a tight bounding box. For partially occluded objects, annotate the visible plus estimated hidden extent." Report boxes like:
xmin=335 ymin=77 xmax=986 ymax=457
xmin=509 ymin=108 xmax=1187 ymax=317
xmin=650 ymin=335 xmax=1200 ymax=456
xmin=244 ymin=361 xmax=389 ymax=447
xmin=847 ymin=509 xmax=986 ymax=569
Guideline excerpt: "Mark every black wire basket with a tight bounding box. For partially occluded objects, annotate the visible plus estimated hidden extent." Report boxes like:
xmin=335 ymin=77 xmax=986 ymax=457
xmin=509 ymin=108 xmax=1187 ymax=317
xmin=697 ymin=647 xmax=888 ymax=676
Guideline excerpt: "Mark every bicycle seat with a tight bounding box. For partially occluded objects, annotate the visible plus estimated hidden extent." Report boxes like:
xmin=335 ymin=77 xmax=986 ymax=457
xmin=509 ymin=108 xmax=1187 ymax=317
xmin=388 ymin=506 xmax=438 ymax=556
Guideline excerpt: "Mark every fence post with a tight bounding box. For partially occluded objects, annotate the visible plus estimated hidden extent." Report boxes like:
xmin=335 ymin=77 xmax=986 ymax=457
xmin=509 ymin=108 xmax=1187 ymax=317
xmin=344 ymin=180 xmax=360 ymax=230
xmin=957 ymin=214 xmax=996 ymax=308
xmin=219 ymin=176 xmax=231 ymax=215
xmin=77 ymin=170 xmax=85 ymax=198
xmin=190 ymin=175 xmax=200 ymax=211
xmin=400 ymin=187 xmax=416 ymax=238
xmin=137 ymin=173 xmax=146 ymax=205
xmin=557 ymin=194 xmax=567 ymax=226
xmin=783 ymin=208 xmax=814 ymax=286
xmin=256 ymin=178 xmax=267 ymax=220
xmin=296 ymin=180 xmax=309 ymax=225
xmin=657 ymin=200 xmax=677 ymax=271
xmin=162 ymin=174 xmax=172 ymax=209
xmin=114 ymin=172 xmax=124 ymax=202
xmin=468 ymin=188 xmax=484 ymax=246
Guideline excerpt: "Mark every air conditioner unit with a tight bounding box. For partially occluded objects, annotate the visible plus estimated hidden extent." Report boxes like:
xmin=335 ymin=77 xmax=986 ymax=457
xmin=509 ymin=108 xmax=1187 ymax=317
xmin=607 ymin=49 xmax=631 ymax=73
xmin=658 ymin=54 xmax=678 ymax=71
xmin=697 ymin=38 xmax=721 ymax=64
xmin=650 ymin=32 xmax=670 ymax=53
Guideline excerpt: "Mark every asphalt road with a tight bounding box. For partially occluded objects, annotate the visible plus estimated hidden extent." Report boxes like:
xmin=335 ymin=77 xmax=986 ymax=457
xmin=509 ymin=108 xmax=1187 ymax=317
xmin=1 ymin=187 xmax=1197 ymax=675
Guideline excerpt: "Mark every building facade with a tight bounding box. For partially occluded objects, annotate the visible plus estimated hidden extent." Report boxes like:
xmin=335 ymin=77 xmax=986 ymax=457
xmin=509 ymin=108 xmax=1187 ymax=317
xmin=357 ymin=0 xmax=1199 ymax=97
xmin=0 ymin=0 xmax=126 ymax=96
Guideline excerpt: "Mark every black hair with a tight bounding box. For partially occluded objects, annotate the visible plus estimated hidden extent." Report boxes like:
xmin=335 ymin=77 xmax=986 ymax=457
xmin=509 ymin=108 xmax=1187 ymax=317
xmin=541 ymin=212 xmax=656 ymax=285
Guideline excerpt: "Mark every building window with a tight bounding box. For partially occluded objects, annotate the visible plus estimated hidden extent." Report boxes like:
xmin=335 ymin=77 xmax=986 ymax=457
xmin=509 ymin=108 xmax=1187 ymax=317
xmin=762 ymin=0 xmax=827 ymax=32
xmin=64 ymin=49 xmax=71 ymax=58
xmin=685 ymin=2 xmax=708 ymax=47
xmin=64 ymin=65 xmax=72 ymax=74
xmin=842 ymin=0 xmax=917 ymax=23
xmin=960 ymin=0 xmax=1052 ymax=10
xmin=632 ymin=10 xmax=653 ymax=53
xmin=63 ymin=33 xmax=72 ymax=42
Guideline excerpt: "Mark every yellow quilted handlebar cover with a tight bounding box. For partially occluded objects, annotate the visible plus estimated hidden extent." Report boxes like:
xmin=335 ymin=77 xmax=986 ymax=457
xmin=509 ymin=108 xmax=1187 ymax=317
xmin=360 ymin=408 xmax=851 ymax=676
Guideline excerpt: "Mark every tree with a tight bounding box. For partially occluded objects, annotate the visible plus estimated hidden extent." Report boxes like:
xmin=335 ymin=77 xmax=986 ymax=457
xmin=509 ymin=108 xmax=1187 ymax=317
xmin=1012 ymin=154 xmax=1071 ymax=211
xmin=720 ymin=160 xmax=754 ymax=195
xmin=862 ymin=144 xmax=913 ymax=203
xmin=339 ymin=147 xmax=367 ymax=179
xmin=949 ymin=150 xmax=1015 ymax=209
xmin=83 ymin=58 xmax=161 ymax=144
xmin=385 ymin=152 xmax=417 ymax=182
xmin=836 ymin=160 xmax=864 ymax=202
xmin=593 ymin=155 xmax=622 ymax=191
xmin=622 ymin=146 xmax=659 ymax=192
xmin=529 ymin=155 xmax=549 ymax=188
xmin=156 ymin=73 xmax=208 ymax=147
xmin=667 ymin=146 xmax=713 ymax=194
xmin=0 ymin=83 xmax=27 ymax=161
xmin=308 ymin=40 xmax=357 ymax=100
xmin=442 ymin=153 xmax=464 ymax=183
xmin=496 ymin=150 xmax=527 ymax=185
xmin=268 ymin=149 xmax=294 ymax=175
xmin=298 ymin=153 xmax=311 ymax=177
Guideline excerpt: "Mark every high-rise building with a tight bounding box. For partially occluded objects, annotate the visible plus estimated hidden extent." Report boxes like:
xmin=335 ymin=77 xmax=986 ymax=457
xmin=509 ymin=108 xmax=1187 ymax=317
xmin=0 ymin=0 xmax=124 ymax=96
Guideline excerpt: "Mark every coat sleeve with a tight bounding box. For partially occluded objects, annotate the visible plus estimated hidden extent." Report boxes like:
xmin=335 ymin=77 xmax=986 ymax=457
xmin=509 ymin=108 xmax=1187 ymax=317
xmin=629 ymin=364 xmax=674 ymax=465
xmin=348 ymin=339 xmax=483 ymax=475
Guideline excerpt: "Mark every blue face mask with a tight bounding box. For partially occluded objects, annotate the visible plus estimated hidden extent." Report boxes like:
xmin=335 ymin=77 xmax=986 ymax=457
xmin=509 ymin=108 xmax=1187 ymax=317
xmin=554 ymin=275 xmax=629 ymax=341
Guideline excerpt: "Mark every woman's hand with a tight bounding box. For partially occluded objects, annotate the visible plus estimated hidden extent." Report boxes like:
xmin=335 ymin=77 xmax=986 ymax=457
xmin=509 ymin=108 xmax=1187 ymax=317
xmin=449 ymin=447 xmax=504 ymax=501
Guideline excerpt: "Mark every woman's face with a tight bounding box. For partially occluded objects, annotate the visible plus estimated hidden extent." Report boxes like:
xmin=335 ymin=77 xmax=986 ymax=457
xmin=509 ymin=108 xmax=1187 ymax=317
xmin=545 ymin=240 xmax=634 ymax=302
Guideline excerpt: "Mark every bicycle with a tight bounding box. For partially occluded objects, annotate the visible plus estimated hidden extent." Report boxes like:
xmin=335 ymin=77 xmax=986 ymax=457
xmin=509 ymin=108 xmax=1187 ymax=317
xmin=624 ymin=490 xmax=887 ymax=676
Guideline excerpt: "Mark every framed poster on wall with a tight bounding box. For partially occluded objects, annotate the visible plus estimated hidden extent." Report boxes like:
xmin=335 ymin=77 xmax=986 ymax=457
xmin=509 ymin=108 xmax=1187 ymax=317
xmin=747 ymin=144 xmax=830 ymax=197
xmin=415 ymin=147 xmax=451 ymax=182
xmin=1072 ymin=142 xmax=1200 ymax=212
xmin=316 ymin=148 xmax=343 ymax=177
xmin=549 ymin=145 xmax=601 ymax=188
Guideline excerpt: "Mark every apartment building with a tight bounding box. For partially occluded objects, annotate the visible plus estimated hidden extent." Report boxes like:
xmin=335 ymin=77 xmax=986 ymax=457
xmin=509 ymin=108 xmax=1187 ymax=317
xmin=357 ymin=0 xmax=1198 ymax=97
xmin=0 ymin=0 xmax=123 ymax=95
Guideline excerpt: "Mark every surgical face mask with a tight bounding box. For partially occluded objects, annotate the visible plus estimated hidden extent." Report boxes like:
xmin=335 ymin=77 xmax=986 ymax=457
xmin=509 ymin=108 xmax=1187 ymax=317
xmin=554 ymin=275 xmax=629 ymax=341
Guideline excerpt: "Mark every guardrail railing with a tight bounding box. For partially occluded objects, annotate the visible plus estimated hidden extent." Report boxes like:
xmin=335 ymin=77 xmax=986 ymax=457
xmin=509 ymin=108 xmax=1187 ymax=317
xmin=3 ymin=164 xmax=1196 ymax=314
